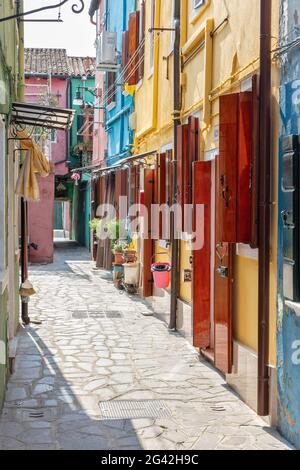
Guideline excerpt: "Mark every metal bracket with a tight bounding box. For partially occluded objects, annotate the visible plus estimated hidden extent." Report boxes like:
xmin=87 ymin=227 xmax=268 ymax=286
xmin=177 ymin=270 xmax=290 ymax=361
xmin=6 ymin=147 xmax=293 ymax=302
xmin=0 ymin=1 xmax=85 ymax=23
xmin=149 ymin=28 xmax=175 ymax=32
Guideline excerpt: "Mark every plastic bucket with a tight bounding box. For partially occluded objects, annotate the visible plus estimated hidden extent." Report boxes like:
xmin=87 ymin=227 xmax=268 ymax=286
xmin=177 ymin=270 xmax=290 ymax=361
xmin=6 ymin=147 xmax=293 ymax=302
xmin=151 ymin=262 xmax=171 ymax=289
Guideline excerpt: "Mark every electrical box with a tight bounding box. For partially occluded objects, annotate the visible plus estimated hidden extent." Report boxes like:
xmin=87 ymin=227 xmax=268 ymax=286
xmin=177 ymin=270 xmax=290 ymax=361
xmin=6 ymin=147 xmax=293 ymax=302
xmin=97 ymin=32 xmax=119 ymax=71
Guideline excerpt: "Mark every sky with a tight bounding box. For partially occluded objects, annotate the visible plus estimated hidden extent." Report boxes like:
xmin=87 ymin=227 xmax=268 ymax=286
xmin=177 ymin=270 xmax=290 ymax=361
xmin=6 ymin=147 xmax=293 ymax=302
xmin=24 ymin=0 xmax=96 ymax=57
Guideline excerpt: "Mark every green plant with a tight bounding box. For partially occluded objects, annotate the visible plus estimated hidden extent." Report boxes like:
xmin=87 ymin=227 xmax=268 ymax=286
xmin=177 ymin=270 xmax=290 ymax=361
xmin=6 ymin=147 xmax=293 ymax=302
xmin=105 ymin=218 xmax=125 ymax=244
xmin=89 ymin=218 xmax=100 ymax=234
xmin=113 ymin=241 xmax=128 ymax=253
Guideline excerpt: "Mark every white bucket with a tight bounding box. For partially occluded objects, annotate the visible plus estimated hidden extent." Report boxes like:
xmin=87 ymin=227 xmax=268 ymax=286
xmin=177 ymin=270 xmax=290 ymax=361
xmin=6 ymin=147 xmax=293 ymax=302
xmin=123 ymin=263 xmax=140 ymax=285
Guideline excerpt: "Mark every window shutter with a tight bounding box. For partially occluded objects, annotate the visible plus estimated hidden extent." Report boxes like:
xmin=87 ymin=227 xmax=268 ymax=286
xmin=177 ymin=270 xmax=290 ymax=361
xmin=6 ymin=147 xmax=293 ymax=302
xmin=237 ymin=91 xmax=252 ymax=243
xmin=188 ymin=116 xmax=199 ymax=204
xmin=192 ymin=161 xmax=211 ymax=349
xmin=177 ymin=124 xmax=189 ymax=230
xmin=250 ymin=75 xmax=259 ymax=249
xmin=143 ymin=169 xmax=155 ymax=297
xmin=217 ymin=92 xmax=253 ymax=244
xmin=217 ymin=93 xmax=239 ymax=243
xmin=107 ymin=72 xmax=116 ymax=104
xmin=158 ymin=153 xmax=167 ymax=239
xmin=138 ymin=1 xmax=146 ymax=81
xmin=122 ymin=31 xmax=129 ymax=69
xmin=128 ymin=11 xmax=140 ymax=85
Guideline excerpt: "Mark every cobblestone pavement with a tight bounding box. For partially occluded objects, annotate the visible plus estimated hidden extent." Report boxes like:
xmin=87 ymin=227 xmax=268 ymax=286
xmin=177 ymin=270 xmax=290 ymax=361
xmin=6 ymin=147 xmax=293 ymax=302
xmin=0 ymin=243 xmax=292 ymax=450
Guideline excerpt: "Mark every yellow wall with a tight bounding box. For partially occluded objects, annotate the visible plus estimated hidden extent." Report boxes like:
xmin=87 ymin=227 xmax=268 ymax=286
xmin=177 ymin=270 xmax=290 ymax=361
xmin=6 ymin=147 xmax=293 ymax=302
xmin=134 ymin=0 xmax=279 ymax=365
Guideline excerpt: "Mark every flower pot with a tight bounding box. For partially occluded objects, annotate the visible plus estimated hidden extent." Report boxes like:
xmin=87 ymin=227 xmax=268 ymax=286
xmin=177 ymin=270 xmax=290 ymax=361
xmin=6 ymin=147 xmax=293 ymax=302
xmin=114 ymin=252 xmax=123 ymax=265
xmin=151 ymin=262 xmax=171 ymax=289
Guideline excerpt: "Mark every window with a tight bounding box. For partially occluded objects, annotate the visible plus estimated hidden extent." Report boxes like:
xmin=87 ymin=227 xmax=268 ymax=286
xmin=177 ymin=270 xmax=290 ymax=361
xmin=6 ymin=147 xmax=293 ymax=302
xmin=194 ymin=0 xmax=206 ymax=8
xmin=50 ymin=129 xmax=57 ymax=143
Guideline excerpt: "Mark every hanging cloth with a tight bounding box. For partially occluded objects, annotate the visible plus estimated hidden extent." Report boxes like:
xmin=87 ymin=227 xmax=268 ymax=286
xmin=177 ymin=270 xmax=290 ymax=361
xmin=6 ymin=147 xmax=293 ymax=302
xmin=15 ymin=131 xmax=50 ymax=201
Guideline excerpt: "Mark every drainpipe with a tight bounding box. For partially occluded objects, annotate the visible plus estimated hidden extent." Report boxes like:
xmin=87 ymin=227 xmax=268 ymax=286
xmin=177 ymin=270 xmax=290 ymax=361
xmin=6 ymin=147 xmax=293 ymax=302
xmin=257 ymin=0 xmax=272 ymax=416
xmin=169 ymin=0 xmax=181 ymax=330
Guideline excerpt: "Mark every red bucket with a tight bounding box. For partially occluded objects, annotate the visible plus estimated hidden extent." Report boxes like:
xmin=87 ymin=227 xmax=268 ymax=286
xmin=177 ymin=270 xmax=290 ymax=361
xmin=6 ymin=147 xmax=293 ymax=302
xmin=151 ymin=262 xmax=171 ymax=289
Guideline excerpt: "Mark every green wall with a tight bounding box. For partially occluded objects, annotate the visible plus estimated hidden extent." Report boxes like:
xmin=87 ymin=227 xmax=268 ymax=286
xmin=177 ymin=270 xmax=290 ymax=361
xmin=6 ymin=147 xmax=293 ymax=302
xmin=69 ymin=77 xmax=95 ymax=169
xmin=0 ymin=1 xmax=23 ymax=407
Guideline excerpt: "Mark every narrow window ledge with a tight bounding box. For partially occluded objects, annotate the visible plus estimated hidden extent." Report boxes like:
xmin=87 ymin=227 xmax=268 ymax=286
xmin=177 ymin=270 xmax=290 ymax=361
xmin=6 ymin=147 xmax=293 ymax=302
xmin=285 ymin=300 xmax=300 ymax=317
xmin=0 ymin=269 xmax=9 ymax=295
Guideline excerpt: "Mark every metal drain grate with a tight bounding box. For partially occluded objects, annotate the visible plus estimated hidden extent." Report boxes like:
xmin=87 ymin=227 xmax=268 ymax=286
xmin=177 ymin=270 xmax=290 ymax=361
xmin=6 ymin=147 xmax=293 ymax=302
xmin=99 ymin=400 xmax=171 ymax=420
xmin=72 ymin=310 xmax=89 ymax=319
xmin=106 ymin=311 xmax=123 ymax=318
xmin=88 ymin=312 xmax=106 ymax=318
xmin=71 ymin=310 xmax=123 ymax=319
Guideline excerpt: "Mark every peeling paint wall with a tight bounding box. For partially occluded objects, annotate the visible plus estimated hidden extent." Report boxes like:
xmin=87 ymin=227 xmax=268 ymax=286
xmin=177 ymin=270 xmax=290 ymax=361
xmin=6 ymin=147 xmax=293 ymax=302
xmin=277 ymin=0 xmax=300 ymax=449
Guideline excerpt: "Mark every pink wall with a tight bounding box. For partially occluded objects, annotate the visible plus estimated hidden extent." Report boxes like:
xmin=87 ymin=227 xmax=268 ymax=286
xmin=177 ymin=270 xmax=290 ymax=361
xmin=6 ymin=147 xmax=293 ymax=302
xmin=92 ymin=0 xmax=107 ymax=166
xmin=28 ymin=174 xmax=55 ymax=264
xmin=25 ymin=76 xmax=69 ymax=175
xmin=25 ymin=76 xmax=69 ymax=263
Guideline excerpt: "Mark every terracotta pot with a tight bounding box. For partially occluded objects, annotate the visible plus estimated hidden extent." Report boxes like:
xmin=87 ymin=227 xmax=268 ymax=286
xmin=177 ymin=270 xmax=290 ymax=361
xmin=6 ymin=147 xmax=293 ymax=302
xmin=114 ymin=252 xmax=124 ymax=265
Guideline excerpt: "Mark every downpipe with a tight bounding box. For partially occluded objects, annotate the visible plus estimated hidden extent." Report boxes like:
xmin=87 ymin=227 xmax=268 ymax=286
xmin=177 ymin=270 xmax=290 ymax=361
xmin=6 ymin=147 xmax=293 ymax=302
xmin=169 ymin=1 xmax=181 ymax=331
xmin=257 ymin=0 xmax=272 ymax=416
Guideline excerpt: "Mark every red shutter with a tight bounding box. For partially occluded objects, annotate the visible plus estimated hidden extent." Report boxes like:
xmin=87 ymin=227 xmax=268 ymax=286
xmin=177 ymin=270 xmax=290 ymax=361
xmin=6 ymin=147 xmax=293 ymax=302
xmin=217 ymin=93 xmax=239 ymax=243
xmin=122 ymin=31 xmax=129 ymax=68
xmin=177 ymin=125 xmax=189 ymax=231
xmin=143 ymin=169 xmax=155 ymax=297
xmin=158 ymin=153 xmax=167 ymax=239
xmin=250 ymin=75 xmax=259 ymax=248
xmin=192 ymin=161 xmax=211 ymax=349
xmin=107 ymin=72 xmax=116 ymax=104
xmin=128 ymin=11 xmax=140 ymax=86
xmin=218 ymin=92 xmax=253 ymax=244
xmin=214 ymin=157 xmax=233 ymax=374
xmin=238 ymin=92 xmax=252 ymax=243
xmin=188 ymin=116 xmax=199 ymax=203
xmin=138 ymin=1 xmax=146 ymax=81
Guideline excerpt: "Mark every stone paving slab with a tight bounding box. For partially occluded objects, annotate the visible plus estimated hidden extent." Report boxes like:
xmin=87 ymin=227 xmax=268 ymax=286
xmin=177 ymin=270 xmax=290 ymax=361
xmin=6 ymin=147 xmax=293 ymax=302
xmin=0 ymin=245 xmax=293 ymax=450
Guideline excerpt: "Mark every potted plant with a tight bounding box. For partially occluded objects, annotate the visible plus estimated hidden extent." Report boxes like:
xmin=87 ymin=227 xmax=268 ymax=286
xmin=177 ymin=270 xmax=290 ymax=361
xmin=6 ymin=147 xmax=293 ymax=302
xmin=89 ymin=218 xmax=100 ymax=234
xmin=113 ymin=240 xmax=127 ymax=265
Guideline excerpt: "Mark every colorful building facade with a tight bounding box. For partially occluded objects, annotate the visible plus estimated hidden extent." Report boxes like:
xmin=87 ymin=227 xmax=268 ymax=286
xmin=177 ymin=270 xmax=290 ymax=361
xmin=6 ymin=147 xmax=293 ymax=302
xmin=277 ymin=0 xmax=300 ymax=449
xmin=89 ymin=0 xmax=297 ymax=435
xmin=24 ymin=49 xmax=95 ymax=261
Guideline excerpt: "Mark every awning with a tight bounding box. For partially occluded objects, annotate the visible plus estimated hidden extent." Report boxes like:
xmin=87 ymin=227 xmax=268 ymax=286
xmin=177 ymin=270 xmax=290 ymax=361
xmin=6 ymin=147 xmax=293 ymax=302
xmin=71 ymin=150 xmax=158 ymax=175
xmin=12 ymin=102 xmax=75 ymax=131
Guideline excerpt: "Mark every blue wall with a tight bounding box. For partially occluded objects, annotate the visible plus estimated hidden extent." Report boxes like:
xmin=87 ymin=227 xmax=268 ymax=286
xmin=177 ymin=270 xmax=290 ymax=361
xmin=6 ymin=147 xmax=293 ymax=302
xmin=105 ymin=0 xmax=136 ymax=166
xmin=277 ymin=0 xmax=300 ymax=449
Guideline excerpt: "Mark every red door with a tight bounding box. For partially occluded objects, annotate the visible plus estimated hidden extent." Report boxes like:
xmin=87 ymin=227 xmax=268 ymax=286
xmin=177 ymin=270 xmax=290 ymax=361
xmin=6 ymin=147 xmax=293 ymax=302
xmin=214 ymin=156 xmax=233 ymax=374
xmin=143 ymin=169 xmax=155 ymax=298
xmin=192 ymin=161 xmax=212 ymax=349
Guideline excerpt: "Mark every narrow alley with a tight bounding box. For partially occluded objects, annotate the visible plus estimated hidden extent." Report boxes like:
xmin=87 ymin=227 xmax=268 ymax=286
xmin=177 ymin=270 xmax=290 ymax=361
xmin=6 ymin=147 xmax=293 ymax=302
xmin=0 ymin=245 xmax=291 ymax=451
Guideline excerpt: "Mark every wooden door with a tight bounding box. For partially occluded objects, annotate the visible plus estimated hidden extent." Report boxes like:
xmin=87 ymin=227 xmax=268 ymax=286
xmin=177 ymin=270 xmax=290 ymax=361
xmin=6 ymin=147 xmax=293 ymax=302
xmin=214 ymin=156 xmax=233 ymax=374
xmin=192 ymin=161 xmax=212 ymax=349
xmin=143 ymin=169 xmax=155 ymax=297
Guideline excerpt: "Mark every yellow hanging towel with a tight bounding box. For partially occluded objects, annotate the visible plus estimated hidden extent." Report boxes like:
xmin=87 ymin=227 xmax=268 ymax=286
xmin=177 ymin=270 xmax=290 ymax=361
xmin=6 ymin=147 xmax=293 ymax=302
xmin=124 ymin=83 xmax=136 ymax=97
xmin=15 ymin=131 xmax=50 ymax=202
